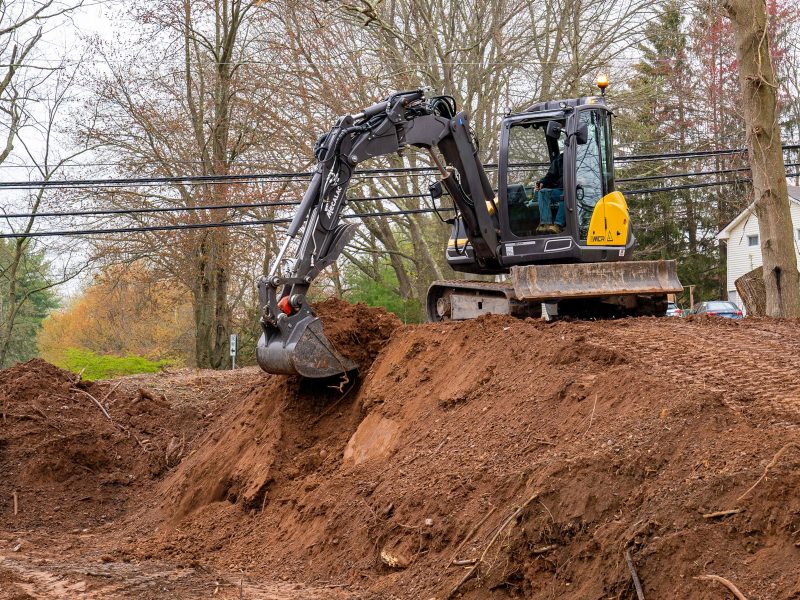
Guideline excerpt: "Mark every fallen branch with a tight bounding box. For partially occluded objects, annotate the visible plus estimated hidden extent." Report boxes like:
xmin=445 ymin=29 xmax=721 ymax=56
xmin=736 ymin=442 xmax=799 ymax=503
xmin=532 ymin=544 xmax=557 ymax=554
xmin=99 ymin=380 xmax=124 ymax=405
xmin=702 ymin=509 xmax=743 ymax=519
xmin=530 ymin=437 xmax=557 ymax=446
xmin=447 ymin=505 xmax=497 ymax=567
xmin=625 ymin=549 xmax=645 ymax=600
xmin=72 ymin=388 xmax=112 ymax=422
xmin=446 ymin=492 xmax=539 ymax=599
xmin=695 ymin=574 xmax=749 ymax=600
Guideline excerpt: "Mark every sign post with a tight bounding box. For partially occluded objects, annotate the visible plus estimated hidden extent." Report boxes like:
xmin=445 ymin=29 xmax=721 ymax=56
xmin=230 ymin=333 xmax=238 ymax=369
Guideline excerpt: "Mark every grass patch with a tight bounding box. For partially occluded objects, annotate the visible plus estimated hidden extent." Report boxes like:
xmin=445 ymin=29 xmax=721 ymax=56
xmin=54 ymin=348 xmax=171 ymax=380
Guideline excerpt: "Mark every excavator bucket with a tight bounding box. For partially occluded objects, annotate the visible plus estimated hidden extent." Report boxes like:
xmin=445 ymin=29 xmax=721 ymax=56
xmin=256 ymin=312 xmax=357 ymax=379
xmin=512 ymin=259 xmax=683 ymax=301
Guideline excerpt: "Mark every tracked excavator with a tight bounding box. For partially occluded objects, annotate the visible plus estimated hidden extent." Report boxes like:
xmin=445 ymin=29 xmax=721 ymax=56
xmin=256 ymin=83 xmax=682 ymax=378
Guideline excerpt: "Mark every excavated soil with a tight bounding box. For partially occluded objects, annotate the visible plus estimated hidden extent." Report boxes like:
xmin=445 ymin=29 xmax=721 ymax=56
xmin=1 ymin=301 xmax=800 ymax=599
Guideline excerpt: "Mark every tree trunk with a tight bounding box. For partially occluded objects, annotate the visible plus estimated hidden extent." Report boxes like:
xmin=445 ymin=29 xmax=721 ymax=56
xmin=0 ymin=243 xmax=23 ymax=367
xmin=193 ymin=234 xmax=214 ymax=368
xmin=735 ymin=266 xmax=766 ymax=316
xmin=724 ymin=0 xmax=800 ymax=317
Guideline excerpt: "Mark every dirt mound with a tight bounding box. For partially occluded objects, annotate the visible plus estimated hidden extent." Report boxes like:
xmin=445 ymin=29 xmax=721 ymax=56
xmin=0 ymin=359 xmax=209 ymax=531
xmin=116 ymin=313 xmax=800 ymax=599
xmin=314 ymin=298 xmax=401 ymax=373
xmin=2 ymin=306 xmax=799 ymax=598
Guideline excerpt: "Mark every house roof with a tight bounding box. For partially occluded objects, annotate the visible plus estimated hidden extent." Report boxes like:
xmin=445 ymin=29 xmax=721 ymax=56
xmin=716 ymin=185 xmax=800 ymax=241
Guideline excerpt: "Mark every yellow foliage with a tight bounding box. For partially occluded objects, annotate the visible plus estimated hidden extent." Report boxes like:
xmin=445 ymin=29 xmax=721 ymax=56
xmin=38 ymin=264 xmax=194 ymax=365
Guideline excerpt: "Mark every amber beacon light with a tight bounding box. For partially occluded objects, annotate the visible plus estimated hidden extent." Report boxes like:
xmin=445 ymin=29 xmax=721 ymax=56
xmin=596 ymin=73 xmax=609 ymax=95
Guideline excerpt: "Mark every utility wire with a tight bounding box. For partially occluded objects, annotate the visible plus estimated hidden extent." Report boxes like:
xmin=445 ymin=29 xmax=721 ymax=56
xmin=7 ymin=170 xmax=800 ymax=238
xmin=0 ymin=207 xmax=455 ymax=239
xmin=3 ymin=164 xmax=797 ymax=221
xmin=0 ymin=192 xmax=437 ymax=220
xmin=3 ymin=145 xmax=799 ymax=191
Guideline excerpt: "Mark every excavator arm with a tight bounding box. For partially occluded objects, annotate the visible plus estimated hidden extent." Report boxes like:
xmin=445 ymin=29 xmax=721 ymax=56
xmin=256 ymin=89 xmax=497 ymax=378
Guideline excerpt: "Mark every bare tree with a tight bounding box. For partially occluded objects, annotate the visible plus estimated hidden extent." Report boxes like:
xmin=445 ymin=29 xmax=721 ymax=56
xmin=0 ymin=1 xmax=88 ymax=365
xmin=83 ymin=0 xmax=286 ymax=368
xmin=1 ymin=1 xmax=85 ymax=167
xmin=724 ymin=0 xmax=800 ymax=316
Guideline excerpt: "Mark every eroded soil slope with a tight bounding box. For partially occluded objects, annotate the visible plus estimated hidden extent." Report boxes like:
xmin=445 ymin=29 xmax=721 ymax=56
xmin=137 ymin=315 xmax=800 ymax=599
xmin=2 ymin=305 xmax=799 ymax=599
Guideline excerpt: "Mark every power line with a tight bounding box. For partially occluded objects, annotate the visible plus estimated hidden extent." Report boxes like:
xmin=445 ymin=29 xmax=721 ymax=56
xmin=6 ymin=170 xmax=800 ymax=238
xmin=0 ymin=192 xmax=437 ymax=220
xmin=0 ymin=207 xmax=454 ymax=239
xmin=617 ymin=165 xmax=749 ymax=183
xmin=625 ymin=178 xmax=748 ymax=196
xmin=4 ymin=144 xmax=800 ymax=190
xmin=616 ymin=145 xmax=799 ymax=162
xmin=4 ymin=163 xmax=798 ymax=221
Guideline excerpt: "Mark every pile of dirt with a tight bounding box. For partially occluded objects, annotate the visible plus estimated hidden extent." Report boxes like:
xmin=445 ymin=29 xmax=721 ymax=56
xmin=0 ymin=359 xmax=208 ymax=531
xmin=117 ymin=313 xmax=800 ymax=599
xmin=313 ymin=298 xmax=402 ymax=373
xmin=2 ymin=307 xmax=799 ymax=599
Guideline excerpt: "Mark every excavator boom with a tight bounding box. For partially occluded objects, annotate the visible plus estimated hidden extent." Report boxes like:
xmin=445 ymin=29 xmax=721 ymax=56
xmin=256 ymin=90 xmax=498 ymax=378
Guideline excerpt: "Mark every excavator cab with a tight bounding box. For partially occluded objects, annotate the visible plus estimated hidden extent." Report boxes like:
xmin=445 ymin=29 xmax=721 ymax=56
xmin=445 ymin=97 xmax=635 ymax=274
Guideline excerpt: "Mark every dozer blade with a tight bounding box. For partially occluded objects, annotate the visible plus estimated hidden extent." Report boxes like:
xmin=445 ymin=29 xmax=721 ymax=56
xmin=512 ymin=259 xmax=683 ymax=301
xmin=256 ymin=313 xmax=356 ymax=379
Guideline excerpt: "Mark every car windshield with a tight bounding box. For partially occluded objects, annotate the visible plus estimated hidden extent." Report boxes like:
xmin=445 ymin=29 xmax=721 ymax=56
xmin=706 ymin=301 xmax=738 ymax=311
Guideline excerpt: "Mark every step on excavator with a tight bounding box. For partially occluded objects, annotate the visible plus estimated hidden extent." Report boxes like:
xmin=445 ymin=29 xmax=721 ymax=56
xmin=256 ymin=80 xmax=682 ymax=378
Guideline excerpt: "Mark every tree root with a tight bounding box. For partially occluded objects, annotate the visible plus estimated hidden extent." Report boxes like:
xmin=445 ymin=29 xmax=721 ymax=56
xmin=695 ymin=574 xmax=749 ymax=600
xmin=445 ymin=492 xmax=539 ymax=599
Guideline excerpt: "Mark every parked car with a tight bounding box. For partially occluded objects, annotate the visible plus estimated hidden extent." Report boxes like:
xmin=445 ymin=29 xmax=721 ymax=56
xmin=666 ymin=302 xmax=683 ymax=317
xmin=690 ymin=301 xmax=744 ymax=319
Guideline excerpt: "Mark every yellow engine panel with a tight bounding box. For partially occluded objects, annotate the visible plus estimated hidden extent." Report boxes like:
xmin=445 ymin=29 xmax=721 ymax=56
xmin=586 ymin=191 xmax=629 ymax=246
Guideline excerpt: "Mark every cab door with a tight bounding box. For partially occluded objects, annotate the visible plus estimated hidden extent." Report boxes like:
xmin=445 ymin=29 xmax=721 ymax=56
xmin=573 ymin=108 xmax=618 ymax=244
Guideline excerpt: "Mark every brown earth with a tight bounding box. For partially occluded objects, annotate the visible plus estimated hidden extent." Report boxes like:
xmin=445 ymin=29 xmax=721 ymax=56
xmin=1 ymin=299 xmax=799 ymax=599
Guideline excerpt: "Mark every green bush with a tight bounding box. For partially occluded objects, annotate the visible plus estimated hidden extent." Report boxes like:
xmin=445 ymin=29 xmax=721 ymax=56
xmin=344 ymin=265 xmax=423 ymax=323
xmin=55 ymin=348 xmax=171 ymax=380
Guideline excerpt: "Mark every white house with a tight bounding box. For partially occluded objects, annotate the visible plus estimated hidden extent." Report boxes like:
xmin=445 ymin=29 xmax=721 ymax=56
xmin=716 ymin=185 xmax=800 ymax=308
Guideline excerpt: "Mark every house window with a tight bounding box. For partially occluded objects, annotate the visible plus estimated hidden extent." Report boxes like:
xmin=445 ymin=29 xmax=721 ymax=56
xmin=796 ymin=228 xmax=800 ymax=241
xmin=748 ymin=234 xmax=759 ymax=246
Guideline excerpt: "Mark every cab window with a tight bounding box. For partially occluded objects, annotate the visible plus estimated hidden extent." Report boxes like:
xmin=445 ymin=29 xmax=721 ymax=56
xmin=506 ymin=120 xmax=565 ymax=237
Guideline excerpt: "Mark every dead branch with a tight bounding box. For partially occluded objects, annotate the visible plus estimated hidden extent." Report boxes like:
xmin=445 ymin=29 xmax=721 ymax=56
xmin=702 ymin=509 xmax=743 ymax=519
xmin=625 ymin=549 xmax=645 ymax=600
xmin=72 ymin=388 xmax=113 ymax=422
xmin=446 ymin=492 xmax=539 ymax=599
xmin=531 ymin=438 xmax=557 ymax=446
xmin=100 ymin=380 xmax=124 ymax=405
xmin=447 ymin=505 xmax=497 ymax=567
xmin=736 ymin=442 xmax=799 ymax=503
xmin=695 ymin=574 xmax=749 ymax=600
